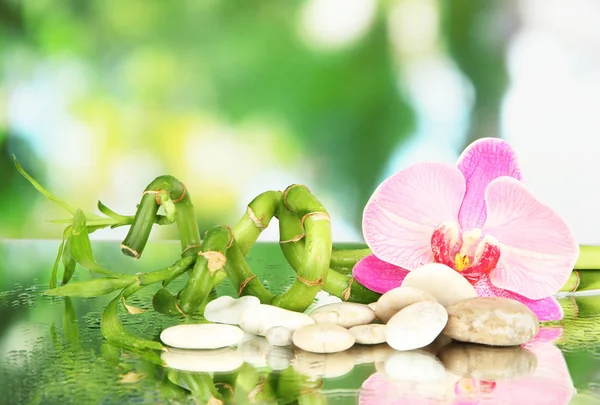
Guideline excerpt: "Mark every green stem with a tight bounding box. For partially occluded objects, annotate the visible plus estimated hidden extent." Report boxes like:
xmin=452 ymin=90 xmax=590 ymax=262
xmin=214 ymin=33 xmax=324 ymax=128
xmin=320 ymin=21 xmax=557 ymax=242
xmin=121 ymin=175 xmax=194 ymax=259
xmin=177 ymin=225 xmax=233 ymax=315
xmin=180 ymin=372 xmax=223 ymax=404
xmin=278 ymin=200 xmax=380 ymax=304
xmin=224 ymin=240 xmax=274 ymax=303
xmin=330 ymin=247 xmax=371 ymax=269
xmin=175 ymin=193 xmax=202 ymax=257
xmin=576 ymin=246 xmax=600 ymax=270
xmin=137 ymin=256 xmax=196 ymax=286
xmin=271 ymin=185 xmax=331 ymax=311
xmin=233 ymin=190 xmax=282 ymax=256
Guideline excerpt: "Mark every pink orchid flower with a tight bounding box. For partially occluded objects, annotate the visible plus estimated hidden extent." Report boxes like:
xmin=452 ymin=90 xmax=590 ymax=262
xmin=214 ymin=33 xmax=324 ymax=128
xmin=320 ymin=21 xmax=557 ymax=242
xmin=353 ymin=138 xmax=579 ymax=321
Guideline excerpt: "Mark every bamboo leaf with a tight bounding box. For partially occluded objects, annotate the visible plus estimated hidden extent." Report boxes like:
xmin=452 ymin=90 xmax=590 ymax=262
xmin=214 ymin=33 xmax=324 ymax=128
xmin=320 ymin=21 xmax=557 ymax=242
xmin=98 ymin=200 xmax=134 ymax=223
xmin=50 ymin=226 xmax=72 ymax=289
xmin=101 ymin=293 xmax=164 ymax=351
xmin=13 ymin=155 xmax=77 ymax=215
xmin=69 ymin=210 xmax=123 ymax=277
xmin=44 ymin=277 xmax=135 ymax=297
xmin=61 ymin=235 xmax=77 ymax=286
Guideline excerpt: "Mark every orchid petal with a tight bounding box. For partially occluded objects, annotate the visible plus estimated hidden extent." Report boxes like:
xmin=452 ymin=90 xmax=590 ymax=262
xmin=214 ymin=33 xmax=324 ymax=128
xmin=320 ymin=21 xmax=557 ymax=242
xmin=482 ymin=177 xmax=579 ymax=300
xmin=352 ymin=254 xmax=410 ymax=294
xmin=363 ymin=162 xmax=465 ymax=270
xmin=533 ymin=327 xmax=563 ymax=343
xmin=457 ymin=138 xmax=521 ymax=230
xmin=474 ymin=275 xmax=564 ymax=321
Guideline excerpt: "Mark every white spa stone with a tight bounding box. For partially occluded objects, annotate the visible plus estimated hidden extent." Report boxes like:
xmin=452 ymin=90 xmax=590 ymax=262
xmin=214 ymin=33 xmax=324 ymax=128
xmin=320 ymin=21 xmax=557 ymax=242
xmin=266 ymin=326 xmax=293 ymax=347
xmin=161 ymin=347 xmax=243 ymax=373
xmin=292 ymin=323 xmax=355 ymax=354
xmin=160 ymin=323 xmax=244 ymax=349
xmin=367 ymin=302 xmax=377 ymax=312
xmin=304 ymin=290 xmax=343 ymax=314
xmin=310 ymin=302 xmax=375 ymax=328
xmin=292 ymin=350 xmax=355 ymax=379
xmin=348 ymin=324 xmax=387 ymax=345
xmin=204 ymin=295 xmax=260 ymax=325
xmin=238 ymin=304 xmax=315 ymax=336
xmin=401 ymin=263 xmax=477 ymax=307
xmin=385 ymin=301 xmax=448 ymax=351
xmin=375 ymin=286 xmax=437 ymax=323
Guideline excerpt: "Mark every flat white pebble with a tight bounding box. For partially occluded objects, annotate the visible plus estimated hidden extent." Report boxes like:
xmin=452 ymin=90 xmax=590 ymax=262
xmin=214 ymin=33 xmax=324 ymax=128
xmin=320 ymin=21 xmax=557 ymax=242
xmin=292 ymin=350 xmax=355 ymax=379
xmin=238 ymin=304 xmax=315 ymax=336
xmin=266 ymin=326 xmax=293 ymax=346
xmin=162 ymin=347 xmax=244 ymax=373
xmin=160 ymin=323 xmax=244 ymax=349
xmin=310 ymin=302 xmax=375 ymax=328
xmin=204 ymin=295 xmax=260 ymax=325
xmin=348 ymin=324 xmax=387 ymax=345
xmin=386 ymin=301 xmax=448 ymax=351
xmin=304 ymin=291 xmax=343 ymax=313
xmin=401 ymin=263 xmax=477 ymax=307
xmin=367 ymin=302 xmax=377 ymax=312
xmin=292 ymin=323 xmax=355 ymax=353
xmin=383 ymin=350 xmax=446 ymax=383
xmin=375 ymin=286 xmax=437 ymax=323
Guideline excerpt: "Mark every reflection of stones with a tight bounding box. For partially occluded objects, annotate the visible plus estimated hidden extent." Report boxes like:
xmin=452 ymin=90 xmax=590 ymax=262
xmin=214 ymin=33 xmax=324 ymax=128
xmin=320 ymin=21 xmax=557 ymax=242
xmin=438 ymin=342 xmax=537 ymax=380
xmin=160 ymin=323 xmax=244 ymax=349
xmin=204 ymin=295 xmax=260 ymax=325
xmin=347 ymin=343 xmax=396 ymax=364
xmin=386 ymin=301 xmax=448 ymax=351
xmin=267 ymin=346 xmax=293 ymax=371
xmin=239 ymin=304 xmax=315 ymax=336
xmin=292 ymin=349 xmax=355 ymax=379
xmin=349 ymin=324 xmax=387 ymax=345
xmin=378 ymin=350 xmax=446 ymax=383
xmin=310 ymin=302 xmax=376 ymax=328
xmin=161 ymin=347 xmax=244 ymax=372
xmin=421 ymin=334 xmax=453 ymax=356
xmin=238 ymin=336 xmax=272 ymax=368
xmin=443 ymin=297 xmax=540 ymax=346
xmin=401 ymin=263 xmax=478 ymax=307
xmin=266 ymin=326 xmax=293 ymax=346
xmin=375 ymin=286 xmax=436 ymax=323
xmin=293 ymin=323 xmax=355 ymax=353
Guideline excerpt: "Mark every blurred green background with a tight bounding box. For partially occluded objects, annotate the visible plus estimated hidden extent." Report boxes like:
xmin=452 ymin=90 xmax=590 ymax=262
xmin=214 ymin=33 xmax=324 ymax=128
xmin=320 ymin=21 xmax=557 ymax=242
xmin=1 ymin=0 xmax=599 ymax=243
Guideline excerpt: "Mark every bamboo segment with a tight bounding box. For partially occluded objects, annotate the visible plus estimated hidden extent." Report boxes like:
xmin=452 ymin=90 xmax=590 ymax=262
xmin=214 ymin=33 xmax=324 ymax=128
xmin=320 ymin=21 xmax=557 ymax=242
xmin=177 ymin=225 xmax=234 ymax=315
xmin=224 ymin=240 xmax=274 ymax=303
xmin=233 ymin=191 xmax=282 ymax=256
xmin=575 ymin=246 xmax=600 ymax=270
xmin=270 ymin=185 xmax=331 ymax=311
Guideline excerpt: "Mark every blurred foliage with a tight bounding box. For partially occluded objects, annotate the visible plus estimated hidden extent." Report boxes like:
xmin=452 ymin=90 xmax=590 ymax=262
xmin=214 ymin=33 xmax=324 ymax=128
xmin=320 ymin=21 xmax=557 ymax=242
xmin=0 ymin=0 xmax=513 ymax=238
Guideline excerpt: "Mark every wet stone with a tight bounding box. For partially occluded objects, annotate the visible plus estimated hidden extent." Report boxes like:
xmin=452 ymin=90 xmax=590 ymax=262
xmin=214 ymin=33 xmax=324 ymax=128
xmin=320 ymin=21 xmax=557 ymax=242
xmin=386 ymin=301 xmax=448 ymax=351
xmin=160 ymin=323 xmax=244 ymax=349
xmin=443 ymin=297 xmax=540 ymax=346
xmin=310 ymin=302 xmax=375 ymax=328
xmin=292 ymin=323 xmax=355 ymax=354
xmin=376 ymin=286 xmax=437 ymax=323
xmin=204 ymin=295 xmax=260 ymax=325
xmin=349 ymin=324 xmax=387 ymax=345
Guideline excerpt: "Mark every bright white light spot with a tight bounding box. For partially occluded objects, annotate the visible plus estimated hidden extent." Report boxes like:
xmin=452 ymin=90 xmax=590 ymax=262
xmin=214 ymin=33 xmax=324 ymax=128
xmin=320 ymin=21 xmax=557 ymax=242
xmin=388 ymin=0 xmax=439 ymax=57
xmin=299 ymin=0 xmax=376 ymax=50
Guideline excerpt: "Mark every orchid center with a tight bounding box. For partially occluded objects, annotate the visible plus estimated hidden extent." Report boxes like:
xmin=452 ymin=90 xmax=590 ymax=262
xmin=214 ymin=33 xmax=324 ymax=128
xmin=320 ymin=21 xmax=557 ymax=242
xmin=431 ymin=222 xmax=501 ymax=282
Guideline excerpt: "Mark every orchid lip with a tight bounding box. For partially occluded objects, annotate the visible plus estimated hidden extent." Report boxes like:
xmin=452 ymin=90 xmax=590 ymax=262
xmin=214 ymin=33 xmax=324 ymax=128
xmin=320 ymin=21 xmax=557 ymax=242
xmin=431 ymin=222 xmax=501 ymax=282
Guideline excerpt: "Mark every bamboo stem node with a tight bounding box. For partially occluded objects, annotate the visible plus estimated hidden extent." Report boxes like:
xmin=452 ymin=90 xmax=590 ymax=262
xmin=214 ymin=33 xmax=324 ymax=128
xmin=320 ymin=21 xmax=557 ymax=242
xmin=296 ymin=275 xmax=324 ymax=287
xmin=120 ymin=244 xmax=140 ymax=259
xmin=283 ymin=184 xmax=311 ymax=211
xmin=570 ymin=270 xmax=581 ymax=293
xmin=239 ymin=275 xmax=257 ymax=296
xmin=342 ymin=278 xmax=354 ymax=301
xmin=247 ymin=206 xmax=267 ymax=229
xmin=181 ymin=243 xmax=202 ymax=256
xmin=279 ymin=233 xmax=306 ymax=244
xmin=301 ymin=211 xmax=330 ymax=227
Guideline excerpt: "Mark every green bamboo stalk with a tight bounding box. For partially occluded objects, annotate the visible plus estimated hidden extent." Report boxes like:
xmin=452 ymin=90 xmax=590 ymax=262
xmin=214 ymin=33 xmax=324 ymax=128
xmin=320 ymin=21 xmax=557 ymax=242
xmin=121 ymin=175 xmax=201 ymax=259
xmin=330 ymin=247 xmax=371 ymax=269
xmin=224 ymin=240 xmax=274 ymax=303
xmin=177 ymin=225 xmax=233 ymax=315
xmin=575 ymin=246 xmax=600 ymax=270
xmin=152 ymin=288 xmax=182 ymax=317
xmin=270 ymin=185 xmax=331 ymax=311
xmin=233 ymin=190 xmax=282 ymax=256
xmin=278 ymin=200 xmax=380 ymax=304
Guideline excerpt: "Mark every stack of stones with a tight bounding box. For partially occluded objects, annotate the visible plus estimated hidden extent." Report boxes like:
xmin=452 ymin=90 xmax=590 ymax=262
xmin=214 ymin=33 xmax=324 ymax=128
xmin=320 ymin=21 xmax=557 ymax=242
xmin=160 ymin=264 xmax=541 ymax=380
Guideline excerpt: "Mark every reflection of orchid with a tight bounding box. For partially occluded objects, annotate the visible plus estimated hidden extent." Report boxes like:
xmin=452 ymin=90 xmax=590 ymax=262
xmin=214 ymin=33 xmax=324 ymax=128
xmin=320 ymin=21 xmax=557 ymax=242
xmin=359 ymin=328 xmax=575 ymax=405
xmin=353 ymin=138 xmax=579 ymax=321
